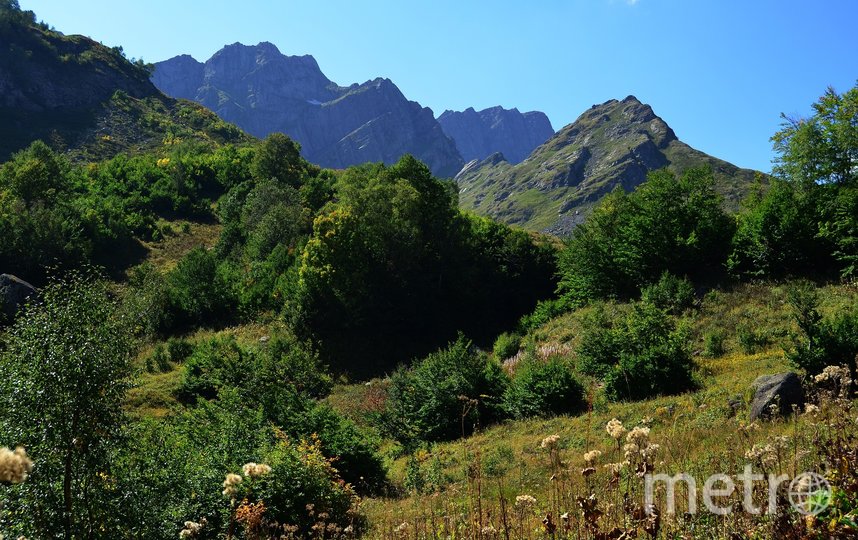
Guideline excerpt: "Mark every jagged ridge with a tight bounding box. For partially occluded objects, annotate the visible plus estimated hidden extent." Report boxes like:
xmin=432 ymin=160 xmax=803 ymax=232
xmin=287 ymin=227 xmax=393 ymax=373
xmin=153 ymin=44 xmax=464 ymax=177
xmin=455 ymin=96 xmax=760 ymax=235
xmin=437 ymin=106 xmax=554 ymax=165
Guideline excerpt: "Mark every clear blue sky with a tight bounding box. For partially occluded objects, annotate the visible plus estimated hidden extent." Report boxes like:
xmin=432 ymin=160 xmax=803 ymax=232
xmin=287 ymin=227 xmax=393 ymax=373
xmin=21 ymin=0 xmax=858 ymax=173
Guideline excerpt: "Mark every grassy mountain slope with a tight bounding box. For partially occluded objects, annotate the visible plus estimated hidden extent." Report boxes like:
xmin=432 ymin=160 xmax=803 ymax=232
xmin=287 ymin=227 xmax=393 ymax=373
xmin=456 ymin=96 xmax=761 ymax=235
xmin=0 ymin=5 xmax=249 ymax=162
xmin=320 ymin=281 xmax=857 ymax=537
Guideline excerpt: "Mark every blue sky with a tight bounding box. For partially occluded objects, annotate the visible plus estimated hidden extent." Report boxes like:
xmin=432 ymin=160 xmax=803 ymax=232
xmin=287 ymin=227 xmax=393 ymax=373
xmin=21 ymin=0 xmax=858 ymax=172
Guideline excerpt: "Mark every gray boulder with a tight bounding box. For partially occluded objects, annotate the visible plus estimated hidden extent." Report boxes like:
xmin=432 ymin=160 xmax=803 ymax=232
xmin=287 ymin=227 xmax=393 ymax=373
xmin=750 ymin=372 xmax=805 ymax=421
xmin=0 ymin=274 xmax=36 ymax=321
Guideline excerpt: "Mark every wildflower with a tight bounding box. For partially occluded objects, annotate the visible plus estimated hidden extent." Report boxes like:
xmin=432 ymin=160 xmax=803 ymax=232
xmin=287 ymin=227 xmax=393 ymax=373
xmin=583 ymin=450 xmax=602 ymax=464
xmin=393 ymin=522 xmax=410 ymax=536
xmin=540 ymin=434 xmax=560 ymax=450
xmin=481 ymin=525 xmax=498 ymax=537
xmin=222 ymin=473 xmax=243 ymax=498
xmin=604 ymin=462 xmax=626 ymax=474
xmin=814 ymin=365 xmax=852 ymax=385
xmin=242 ymin=462 xmax=272 ymax=479
xmin=626 ymin=426 xmax=650 ymax=444
xmin=606 ymin=418 xmax=626 ymax=440
xmin=804 ymin=404 xmax=820 ymax=415
xmin=515 ymin=494 xmax=537 ymax=510
xmin=178 ymin=518 xmax=206 ymax=539
xmin=0 ymin=447 xmax=33 ymax=484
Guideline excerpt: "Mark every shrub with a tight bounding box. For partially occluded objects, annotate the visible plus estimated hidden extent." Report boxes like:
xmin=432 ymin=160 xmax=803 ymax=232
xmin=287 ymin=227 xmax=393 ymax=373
xmin=704 ymin=330 xmax=726 ymax=358
xmin=503 ymin=357 xmax=586 ymax=419
xmin=640 ymin=272 xmax=696 ymax=315
xmin=383 ymin=336 xmax=509 ymax=446
xmin=166 ymin=337 xmax=193 ymax=363
xmin=787 ymin=281 xmax=858 ymax=378
xmin=167 ymin=247 xmax=233 ymax=327
xmin=493 ymin=331 xmax=522 ymax=360
xmin=576 ymin=303 xmax=622 ymax=378
xmin=577 ymin=300 xmax=695 ymax=401
xmin=737 ymin=324 xmax=769 ymax=354
xmin=176 ymin=335 xmax=248 ymax=403
xmin=518 ymin=296 xmax=576 ymax=332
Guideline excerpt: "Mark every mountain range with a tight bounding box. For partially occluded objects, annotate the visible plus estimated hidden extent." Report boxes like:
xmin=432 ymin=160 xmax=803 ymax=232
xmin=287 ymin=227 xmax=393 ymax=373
xmin=455 ymin=96 xmax=760 ymax=235
xmin=152 ymin=43 xmax=555 ymax=177
xmin=2 ymin=9 xmax=761 ymax=238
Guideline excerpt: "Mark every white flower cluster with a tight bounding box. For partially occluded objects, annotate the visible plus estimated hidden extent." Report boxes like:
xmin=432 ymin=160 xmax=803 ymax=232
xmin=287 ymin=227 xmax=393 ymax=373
xmin=178 ymin=518 xmax=207 ymax=539
xmin=515 ymin=494 xmax=537 ymax=509
xmin=242 ymin=462 xmax=272 ymax=479
xmin=0 ymin=446 xmax=33 ymax=484
xmin=745 ymin=435 xmax=789 ymax=469
xmin=540 ymin=434 xmax=560 ymax=450
xmin=623 ymin=426 xmax=659 ymax=461
xmin=583 ymin=450 xmax=602 ymax=464
xmin=606 ymin=418 xmax=627 ymax=440
xmin=222 ymin=473 xmax=243 ymax=498
xmin=815 ymin=365 xmax=852 ymax=385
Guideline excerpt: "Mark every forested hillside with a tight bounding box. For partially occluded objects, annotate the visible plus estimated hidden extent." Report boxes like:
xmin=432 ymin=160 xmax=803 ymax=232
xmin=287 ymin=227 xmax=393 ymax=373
xmin=1 ymin=1 xmax=857 ymax=538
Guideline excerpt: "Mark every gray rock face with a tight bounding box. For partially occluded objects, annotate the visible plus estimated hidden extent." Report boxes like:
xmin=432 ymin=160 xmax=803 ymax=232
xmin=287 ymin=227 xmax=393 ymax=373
xmin=152 ymin=43 xmax=464 ymax=177
xmin=0 ymin=274 xmax=36 ymax=321
xmin=437 ymin=106 xmax=554 ymax=164
xmin=750 ymin=372 xmax=805 ymax=421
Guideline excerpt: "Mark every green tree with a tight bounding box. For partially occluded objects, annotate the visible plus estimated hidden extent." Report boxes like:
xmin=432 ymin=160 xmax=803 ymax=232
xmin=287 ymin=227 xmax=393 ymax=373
xmin=251 ymin=133 xmax=309 ymax=188
xmin=0 ymin=140 xmax=69 ymax=205
xmin=772 ymin=84 xmax=858 ymax=186
xmin=0 ymin=271 xmax=133 ymax=539
xmin=558 ymin=167 xmax=733 ymax=303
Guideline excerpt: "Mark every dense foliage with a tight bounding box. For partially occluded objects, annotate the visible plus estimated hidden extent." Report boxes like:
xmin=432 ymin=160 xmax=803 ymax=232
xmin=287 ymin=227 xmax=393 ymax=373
xmin=293 ymin=156 xmax=556 ymax=374
xmin=557 ymin=167 xmax=733 ymax=304
xmin=382 ymin=337 xmax=508 ymax=447
xmin=577 ymin=300 xmax=695 ymax=401
xmin=503 ymin=357 xmax=586 ymax=419
xmin=0 ymin=271 xmax=133 ymax=538
xmin=787 ymin=281 xmax=858 ymax=379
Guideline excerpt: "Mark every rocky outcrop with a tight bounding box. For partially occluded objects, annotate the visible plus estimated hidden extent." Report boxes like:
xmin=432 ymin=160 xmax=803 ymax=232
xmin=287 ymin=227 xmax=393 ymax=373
xmin=455 ymin=96 xmax=761 ymax=235
xmin=437 ymin=106 xmax=554 ymax=165
xmin=750 ymin=372 xmax=805 ymax=421
xmin=0 ymin=274 xmax=35 ymax=321
xmin=153 ymin=43 xmax=464 ymax=177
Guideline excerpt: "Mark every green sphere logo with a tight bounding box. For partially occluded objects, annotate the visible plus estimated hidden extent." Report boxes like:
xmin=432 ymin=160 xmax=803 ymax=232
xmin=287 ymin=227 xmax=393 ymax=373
xmin=789 ymin=472 xmax=831 ymax=516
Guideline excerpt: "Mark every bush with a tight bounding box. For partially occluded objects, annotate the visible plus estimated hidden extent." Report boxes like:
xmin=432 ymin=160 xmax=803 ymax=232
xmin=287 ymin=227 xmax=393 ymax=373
xmin=737 ymin=324 xmax=769 ymax=354
xmin=576 ymin=303 xmax=623 ymax=379
xmin=518 ymin=296 xmax=576 ymax=332
xmin=704 ymin=330 xmax=726 ymax=358
xmin=640 ymin=272 xmax=696 ymax=315
xmin=493 ymin=331 xmax=522 ymax=360
xmin=167 ymin=247 xmax=233 ymax=327
xmin=787 ymin=281 xmax=858 ymax=378
xmin=166 ymin=337 xmax=193 ymax=363
xmin=383 ymin=336 xmax=509 ymax=446
xmin=577 ymin=300 xmax=695 ymax=401
xmin=503 ymin=357 xmax=586 ymax=419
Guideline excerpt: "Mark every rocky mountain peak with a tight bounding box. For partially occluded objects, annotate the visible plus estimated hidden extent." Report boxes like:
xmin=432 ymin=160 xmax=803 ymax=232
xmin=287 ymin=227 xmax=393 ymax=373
xmin=455 ymin=96 xmax=758 ymax=235
xmin=437 ymin=106 xmax=554 ymax=165
xmin=152 ymin=43 xmax=463 ymax=177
